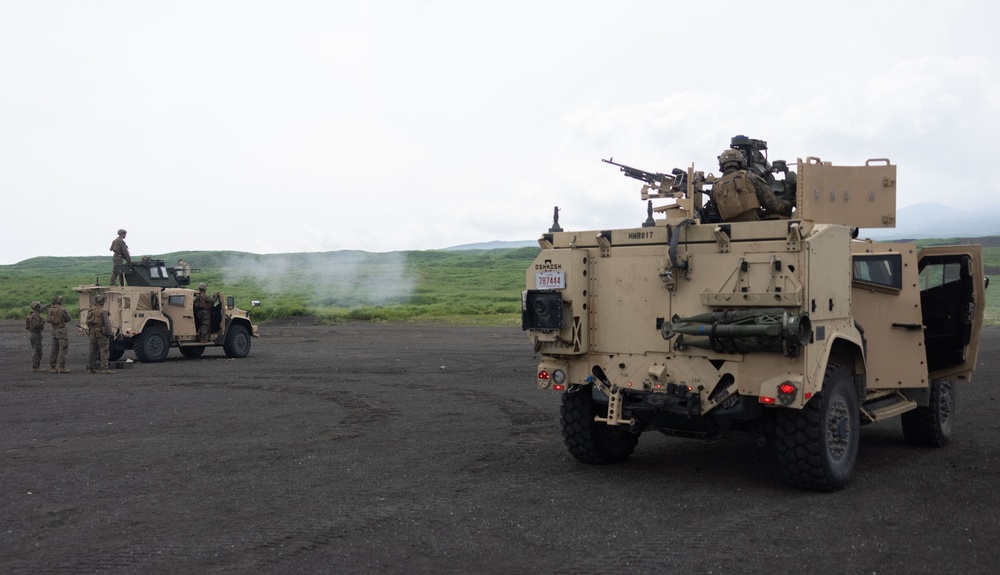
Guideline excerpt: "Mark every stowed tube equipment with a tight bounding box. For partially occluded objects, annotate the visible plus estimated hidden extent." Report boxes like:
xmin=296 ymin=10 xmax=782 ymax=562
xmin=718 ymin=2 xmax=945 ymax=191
xmin=662 ymin=307 xmax=812 ymax=357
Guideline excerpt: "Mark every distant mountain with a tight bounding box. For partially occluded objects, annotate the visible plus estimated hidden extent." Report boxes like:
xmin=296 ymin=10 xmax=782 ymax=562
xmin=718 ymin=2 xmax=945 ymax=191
xmin=444 ymin=240 xmax=538 ymax=251
xmin=444 ymin=203 xmax=1000 ymax=249
xmin=862 ymin=202 xmax=1000 ymax=240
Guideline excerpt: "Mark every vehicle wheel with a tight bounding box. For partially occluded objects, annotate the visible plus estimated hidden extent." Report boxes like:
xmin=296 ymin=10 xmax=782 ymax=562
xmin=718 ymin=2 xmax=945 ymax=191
xmin=901 ymin=379 xmax=953 ymax=447
xmin=561 ymin=386 xmax=639 ymax=464
xmin=223 ymin=324 xmax=251 ymax=358
xmin=133 ymin=325 xmax=170 ymax=363
xmin=775 ymin=362 xmax=859 ymax=491
xmin=179 ymin=345 xmax=206 ymax=358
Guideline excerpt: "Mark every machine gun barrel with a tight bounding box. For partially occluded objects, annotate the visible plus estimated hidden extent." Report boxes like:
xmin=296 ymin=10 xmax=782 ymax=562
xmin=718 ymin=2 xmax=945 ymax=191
xmin=602 ymin=157 xmax=669 ymax=186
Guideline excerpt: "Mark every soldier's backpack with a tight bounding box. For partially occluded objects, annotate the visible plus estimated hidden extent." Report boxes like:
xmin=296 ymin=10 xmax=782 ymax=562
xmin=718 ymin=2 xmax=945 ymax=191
xmin=712 ymin=170 xmax=760 ymax=220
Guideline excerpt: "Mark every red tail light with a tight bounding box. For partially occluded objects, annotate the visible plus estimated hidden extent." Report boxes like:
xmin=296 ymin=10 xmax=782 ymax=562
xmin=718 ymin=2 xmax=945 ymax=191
xmin=777 ymin=382 xmax=798 ymax=405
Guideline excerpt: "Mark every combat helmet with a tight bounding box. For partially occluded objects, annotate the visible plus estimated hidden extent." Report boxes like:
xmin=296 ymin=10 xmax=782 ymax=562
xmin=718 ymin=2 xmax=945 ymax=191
xmin=198 ymin=283 xmax=207 ymax=291
xmin=95 ymin=294 xmax=106 ymax=304
xmin=30 ymin=301 xmax=41 ymax=311
xmin=52 ymin=295 xmax=63 ymax=305
xmin=718 ymin=148 xmax=746 ymax=171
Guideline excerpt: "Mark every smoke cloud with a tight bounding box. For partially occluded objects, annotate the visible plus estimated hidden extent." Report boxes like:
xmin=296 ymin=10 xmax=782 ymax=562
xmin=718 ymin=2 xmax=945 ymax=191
xmin=221 ymin=251 xmax=416 ymax=308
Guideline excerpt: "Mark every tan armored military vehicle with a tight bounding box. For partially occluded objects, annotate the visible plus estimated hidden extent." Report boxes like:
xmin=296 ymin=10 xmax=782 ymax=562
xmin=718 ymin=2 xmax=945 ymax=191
xmin=74 ymin=258 xmax=259 ymax=363
xmin=523 ymin=136 xmax=986 ymax=491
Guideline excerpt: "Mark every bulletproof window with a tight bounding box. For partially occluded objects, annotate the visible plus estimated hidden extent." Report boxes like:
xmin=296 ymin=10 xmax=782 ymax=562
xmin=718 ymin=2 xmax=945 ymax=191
xmin=148 ymin=265 xmax=170 ymax=279
xmin=167 ymin=295 xmax=186 ymax=306
xmin=852 ymin=254 xmax=902 ymax=291
xmin=919 ymin=261 xmax=965 ymax=290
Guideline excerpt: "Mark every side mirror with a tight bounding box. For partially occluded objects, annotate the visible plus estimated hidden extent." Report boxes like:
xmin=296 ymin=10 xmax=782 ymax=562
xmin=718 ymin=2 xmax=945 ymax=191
xmin=227 ymin=296 xmax=235 ymax=310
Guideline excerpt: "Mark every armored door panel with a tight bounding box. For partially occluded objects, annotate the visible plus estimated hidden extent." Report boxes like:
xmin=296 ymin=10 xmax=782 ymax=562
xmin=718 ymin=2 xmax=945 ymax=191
xmin=806 ymin=225 xmax=854 ymax=321
xmin=588 ymin=247 xmax=673 ymax=355
xmin=918 ymin=245 xmax=985 ymax=381
xmin=797 ymin=159 xmax=896 ymax=229
xmin=850 ymin=243 xmax=928 ymax=389
xmin=163 ymin=289 xmax=197 ymax=339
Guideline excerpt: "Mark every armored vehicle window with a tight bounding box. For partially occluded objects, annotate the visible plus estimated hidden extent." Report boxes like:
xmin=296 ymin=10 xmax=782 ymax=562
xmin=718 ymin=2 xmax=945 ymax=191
xmin=852 ymin=254 xmax=902 ymax=291
xmin=919 ymin=261 xmax=964 ymax=290
xmin=167 ymin=295 xmax=186 ymax=306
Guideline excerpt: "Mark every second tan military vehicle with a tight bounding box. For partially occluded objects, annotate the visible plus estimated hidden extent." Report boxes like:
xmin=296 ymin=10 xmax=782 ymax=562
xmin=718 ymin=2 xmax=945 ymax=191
xmin=523 ymin=137 xmax=986 ymax=491
xmin=75 ymin=259 xmax=259 ymax=362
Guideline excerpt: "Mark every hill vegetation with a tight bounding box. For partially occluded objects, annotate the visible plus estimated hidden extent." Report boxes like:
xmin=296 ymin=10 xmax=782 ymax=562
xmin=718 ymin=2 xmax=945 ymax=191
xmin=2 ymin=239 xmax=998 ymax=325
xmin=0 ymin=248 xmax=541 ymax=325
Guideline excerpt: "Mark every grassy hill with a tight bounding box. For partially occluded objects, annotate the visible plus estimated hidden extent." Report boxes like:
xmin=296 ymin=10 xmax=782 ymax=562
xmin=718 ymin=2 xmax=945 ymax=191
xmin=2 ymin=239 xmax=998 ymax=325
xmin=0 ymin=248 xmax=541 ymax=325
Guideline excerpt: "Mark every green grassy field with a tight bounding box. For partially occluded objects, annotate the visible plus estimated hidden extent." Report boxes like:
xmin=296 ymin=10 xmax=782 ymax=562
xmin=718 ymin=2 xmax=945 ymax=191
xmin=0 ymin=248 xmax=540 ymax=326
xmin=2 ymin=241 xmax=998 ymax=325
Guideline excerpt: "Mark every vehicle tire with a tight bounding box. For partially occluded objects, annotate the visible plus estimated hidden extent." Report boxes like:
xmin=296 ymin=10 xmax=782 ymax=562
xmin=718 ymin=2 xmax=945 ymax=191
xmin=223 ymin=324 xmax=251 ymax=359
xmin=133 ymin=325 xmax=170 ymax=363
xmin=775 ymin=362 xmax=859 ymax=491
xmin=561 ymin=386 xmax=639 ymax=464
xmin=179 ymin=345 xmax=206 ymax=358
xmin=901 ymin=379 xmax=953 ymax=447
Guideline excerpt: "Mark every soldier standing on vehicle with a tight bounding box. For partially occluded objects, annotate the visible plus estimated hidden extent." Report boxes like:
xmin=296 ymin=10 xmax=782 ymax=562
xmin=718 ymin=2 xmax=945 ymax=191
xmin=194 ymin=283 xmax=220 ymax=342
xmin=86 ymin=294 xmax=115 ymax=374
xmin=110 ymin=229 xmax=131 ymax=286
xmin=711 ymin=149 xmax=793 ymax=222
xmin=26 ymin=301 xmax=45 ymax=372
xmin=46 ymin=295 xmax=72 ymax=373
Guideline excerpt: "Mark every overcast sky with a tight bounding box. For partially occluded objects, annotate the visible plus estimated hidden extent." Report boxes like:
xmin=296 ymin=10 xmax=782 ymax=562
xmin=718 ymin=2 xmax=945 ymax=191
xmin=1 ymin=0 xmax=998 ymax=264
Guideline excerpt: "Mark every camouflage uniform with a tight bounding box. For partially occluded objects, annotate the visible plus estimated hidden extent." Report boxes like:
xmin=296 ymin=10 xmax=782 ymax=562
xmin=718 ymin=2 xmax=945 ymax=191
xmin=46 ymin=297 xmax=72 ymax=373
xmin=712 ymin=149 xmax=792 ymax=222
xmin=26 ymin=302 xmax=45 ymax=371
xmin=87 ymin=296 xmax=114 ymax=373
xmin=110 ymin=229 xmax=131 ymax=286
xmin=193 ymin=284 xmax=220 ymax=342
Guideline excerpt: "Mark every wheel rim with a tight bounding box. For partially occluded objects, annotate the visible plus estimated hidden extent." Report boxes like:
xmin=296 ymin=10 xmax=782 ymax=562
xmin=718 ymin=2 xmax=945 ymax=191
xmin=148 ymin=335 xmax=165 ymax=358
xmin=825 ymin=395 xmax=852 ymax=462
xmin=236 ymin=333 xmax=248 ymax=354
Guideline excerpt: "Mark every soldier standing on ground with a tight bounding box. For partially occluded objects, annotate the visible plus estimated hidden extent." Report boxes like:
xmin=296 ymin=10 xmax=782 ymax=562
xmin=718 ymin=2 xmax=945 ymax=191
xmin=110 ymin=229 xmax=131 ymax=286
xmin=26 ymin=301 xmax=45 ymax=372
xmin=46 ymin=295 xmax=72 ymax=373
xmin=710 ymin=149 xmax=793 ymax=222
xmin=87 ymin=294 xmax=115 ymax=374
xmin=194 ymin=283 xmax=220 ymax=342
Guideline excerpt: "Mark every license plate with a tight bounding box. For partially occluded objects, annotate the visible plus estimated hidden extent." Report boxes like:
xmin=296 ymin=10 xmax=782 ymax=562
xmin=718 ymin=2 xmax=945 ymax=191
xmin=536 ymin=271 xmax=566 ymax=290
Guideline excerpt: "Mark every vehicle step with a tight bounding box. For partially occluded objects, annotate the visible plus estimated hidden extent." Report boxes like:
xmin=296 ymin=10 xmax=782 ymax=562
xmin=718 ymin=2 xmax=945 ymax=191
xmin=860 ymin=392 xmax=917 ymax=423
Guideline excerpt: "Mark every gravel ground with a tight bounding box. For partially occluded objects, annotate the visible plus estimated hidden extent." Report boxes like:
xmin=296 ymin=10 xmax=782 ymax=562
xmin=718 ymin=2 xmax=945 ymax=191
xmin=2 ymin=319 xmax=999 ymax=575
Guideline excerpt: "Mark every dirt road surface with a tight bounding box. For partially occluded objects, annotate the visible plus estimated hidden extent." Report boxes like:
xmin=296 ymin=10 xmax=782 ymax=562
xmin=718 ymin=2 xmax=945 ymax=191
xmin=2 ymin=319 xmax=999 ymax=574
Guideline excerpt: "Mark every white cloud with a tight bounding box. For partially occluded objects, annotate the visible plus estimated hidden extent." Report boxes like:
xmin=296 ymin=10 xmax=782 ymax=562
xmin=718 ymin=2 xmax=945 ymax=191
xmin=1 ymin=0 xmax=998 ymax=264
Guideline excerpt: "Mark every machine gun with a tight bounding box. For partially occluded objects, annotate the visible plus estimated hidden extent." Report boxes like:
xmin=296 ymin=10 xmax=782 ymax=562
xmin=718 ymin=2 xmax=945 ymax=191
xmin=603 ymin=158 xmax=673 ymax=186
